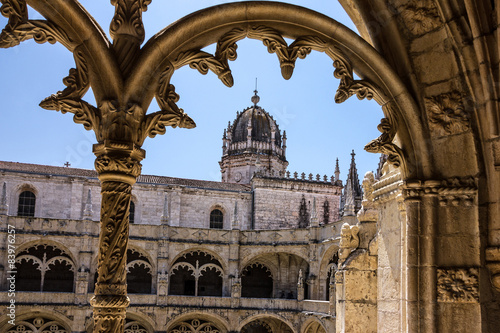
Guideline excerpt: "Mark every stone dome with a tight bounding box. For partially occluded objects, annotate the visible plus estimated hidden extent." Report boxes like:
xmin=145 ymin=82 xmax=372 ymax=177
xmin=231 ymin=106 xmax=282 ymax=147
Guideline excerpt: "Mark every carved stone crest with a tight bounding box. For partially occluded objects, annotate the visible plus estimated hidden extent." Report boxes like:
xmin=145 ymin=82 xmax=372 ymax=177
xmin=437 ymin=268 xmax=479 ymax=302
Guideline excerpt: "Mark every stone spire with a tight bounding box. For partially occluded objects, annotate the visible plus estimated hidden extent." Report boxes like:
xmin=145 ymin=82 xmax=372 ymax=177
xmin=310 ymin=197 xmax=319 ymax=227
xmin=341 ymin=150 xmax=363 ymax=216
xmin=334 ymin=158 xmax=340 ymax=182
xmin=375 ymin=154 xmax=388 ymax=180
xmin=0 ymin=182 xmax=8 ymax=214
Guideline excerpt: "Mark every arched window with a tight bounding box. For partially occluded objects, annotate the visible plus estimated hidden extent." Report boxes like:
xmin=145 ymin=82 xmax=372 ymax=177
xmin=126 ymin=249 xmax=152 ymax=294
xmin=129 ymin=201 xmax=135 ymax=224
xmin=16 ymin=244 xmax=75 ymax=292
xmin=170 ymin=251 xmax=223 ymax=296
xmin=209 ymin=209 xmax=223 ymax=229
xmin=18 ymin=190 xmax=36 ymax=217
xmin=242 ymin=263 xmax=273 ymax=298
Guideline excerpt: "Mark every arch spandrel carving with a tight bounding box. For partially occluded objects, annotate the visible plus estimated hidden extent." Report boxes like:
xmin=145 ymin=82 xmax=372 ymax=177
xmin=2 ymin=1 xmax=428 ymax=180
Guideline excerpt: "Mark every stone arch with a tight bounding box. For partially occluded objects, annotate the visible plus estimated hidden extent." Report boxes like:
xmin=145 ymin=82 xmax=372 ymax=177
xmin=240 ymin=248 xmax=309 ymax=269
xmin=238 ymin=314 xmax=295 ymax=333
xmin=241 ymin=262 xmax=274 ymax=298
xmin=169 ymin=247 xmax=228 ymax=273
xmin=15 ymin=242 xmax=76 ymax=292
xmin=0 ymin=309 xmax=73 ymax=333
xmin=241 ymin=252 xmax=308 ymax=299
xmin=169 ymin=249 xmax=225 ymax=296
xmin=91 ymin=245 xmax=154 ymax=294
xmin=125 ymin=1 xmax=431 ymax=180
xmin=127 ymin=243 xmax=156 ymax=273
xmin=15 ymin=239 xmax=77 ymax=264
xmin=127 ymin=246 xmax=154 ymax=294
xmin=318 ymin=244 xmax=340 ymax=300
xmin=300 ymin=319 xmax=327 ymax=333
xmin=85 ymin=313 xmax=155 ymax=333
xmin=165 ymin=313 xmax=229 ymax=333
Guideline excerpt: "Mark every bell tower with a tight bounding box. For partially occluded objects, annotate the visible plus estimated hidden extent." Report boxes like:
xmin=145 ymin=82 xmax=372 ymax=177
xmin=220 ymin=90 xmax=288 ymax=184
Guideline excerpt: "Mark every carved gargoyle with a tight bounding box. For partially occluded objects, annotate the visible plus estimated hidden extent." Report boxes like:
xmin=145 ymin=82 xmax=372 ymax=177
xmin=339 ymin=223 xmax=360 ymax=261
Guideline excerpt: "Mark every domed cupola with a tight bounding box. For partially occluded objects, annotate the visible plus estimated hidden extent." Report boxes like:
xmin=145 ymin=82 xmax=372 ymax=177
xmin=220 ymin=89 xmax=288 ymax=184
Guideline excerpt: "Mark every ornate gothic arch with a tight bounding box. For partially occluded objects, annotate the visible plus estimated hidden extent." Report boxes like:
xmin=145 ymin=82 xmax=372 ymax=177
xmin=0 ymin=1 xmax=435 ymax=332
xmin=0 ymin=310 xmax=73 ymax=333
xmin=238 ymin=314 xmax=295 ymax=333
xmin=169 ymin=248 xmax=228 ymax=273
xmin=165 ymin=313 xmax=229 ymax=333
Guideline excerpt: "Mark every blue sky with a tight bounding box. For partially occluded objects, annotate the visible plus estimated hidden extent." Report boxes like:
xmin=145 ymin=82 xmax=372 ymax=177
xmin=0 ymin=1 xmax=383 ymax=182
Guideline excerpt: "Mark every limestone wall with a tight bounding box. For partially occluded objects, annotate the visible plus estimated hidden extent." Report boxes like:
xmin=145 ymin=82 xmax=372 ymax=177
xmin=252 ymin=177 xmax=342 ymax=229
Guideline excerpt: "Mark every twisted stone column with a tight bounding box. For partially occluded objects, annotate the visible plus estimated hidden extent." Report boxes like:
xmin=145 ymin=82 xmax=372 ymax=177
xmin=90 ymin=143 xmax=144 ymax=333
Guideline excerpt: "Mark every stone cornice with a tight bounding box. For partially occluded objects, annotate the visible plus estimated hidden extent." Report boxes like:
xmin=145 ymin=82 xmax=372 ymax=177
xmin=403 ymin=177 xmax=477 ymax=206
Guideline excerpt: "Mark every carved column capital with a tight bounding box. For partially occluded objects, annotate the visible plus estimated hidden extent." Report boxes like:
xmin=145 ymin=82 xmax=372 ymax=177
xmin=93 ymin=141 xmax=145 ymax=185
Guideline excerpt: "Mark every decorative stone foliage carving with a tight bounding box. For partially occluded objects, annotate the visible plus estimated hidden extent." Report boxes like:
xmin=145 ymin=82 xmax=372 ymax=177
xmin=403 ymin=177 xmax=477 ymax=206
xmin=398 ymin=0 xmax=442 ymax=35
xmin=338 ymin=223 xmax=360 ymax=262
xmin=365 ymin=103 xmax=407 ymax=175
xmin=425 ymin=92 xmax=470 ymax=137
xmin=437 ymin=268 xmax=479 ymax=302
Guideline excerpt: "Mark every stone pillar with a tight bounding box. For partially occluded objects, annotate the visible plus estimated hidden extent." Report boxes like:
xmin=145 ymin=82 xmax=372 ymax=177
xmin=161 ymin=193 xmax=169 ymax=225
xmin=335 ymin=172 xmax=378 ymax=333
xmin=75 ymin=267 xmax=90 ymax=305
xmin=297 ymin=269 xmax=305 ymax=301
xmin=231 ymin=272 xmax=241 ymax=308
xmin=403 ymin=176 xmax=481 ymax=333
xmin=170 ymin=189 xmax=181 ymax=226
xmin=0 ymin=182 xmax=8 ymax=215
xmin=329 ymin=279 xmax=335 ymax=315
xmin=90 ymin=143 xmax=144 ymax=333
xmin=157 ymin=267 xmax=169 ymax=304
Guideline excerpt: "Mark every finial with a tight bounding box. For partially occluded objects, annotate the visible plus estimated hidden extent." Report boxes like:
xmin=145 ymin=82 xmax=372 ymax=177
xmin=335 ymin=158 xmax=340 ymax=182
xmin=351 ymin=149 xmax=355 ymax=159
xmin=251 ymin=78 xmax=260 ymax=106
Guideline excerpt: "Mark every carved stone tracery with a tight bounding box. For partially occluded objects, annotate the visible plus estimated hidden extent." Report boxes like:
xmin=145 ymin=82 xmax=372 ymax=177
xmin=0 ymin=2 xmax=422 ymax=332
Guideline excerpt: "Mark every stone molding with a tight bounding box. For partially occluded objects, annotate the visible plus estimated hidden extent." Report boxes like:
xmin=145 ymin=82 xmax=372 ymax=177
xmin=437 ymin=267 xmax=479 ymax=302
xmin=403 ymin=177 xmax=477 ymax=205
xmin=372 ymin=170 xmax=403 ymax=204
